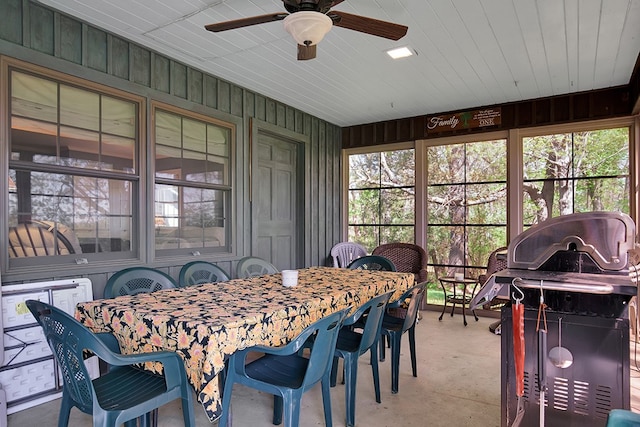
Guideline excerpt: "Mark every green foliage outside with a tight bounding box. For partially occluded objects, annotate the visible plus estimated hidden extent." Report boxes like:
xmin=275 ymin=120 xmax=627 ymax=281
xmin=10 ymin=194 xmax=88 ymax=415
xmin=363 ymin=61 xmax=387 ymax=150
xmin=523 ymin=128 xmax=630 ymax=224
xmin=427 ymin=140 xmax=508 ymax=282
xmin=347 ymin=150 xmax=415 ymax=251
xmin=347 ymin=127 xmax=630 ymax=307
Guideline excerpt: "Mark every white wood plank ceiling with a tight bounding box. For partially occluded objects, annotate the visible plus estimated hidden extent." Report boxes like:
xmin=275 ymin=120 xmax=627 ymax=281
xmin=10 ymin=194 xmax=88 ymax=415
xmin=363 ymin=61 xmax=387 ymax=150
xmin=36 ymin=0 xmax=640 ymax=127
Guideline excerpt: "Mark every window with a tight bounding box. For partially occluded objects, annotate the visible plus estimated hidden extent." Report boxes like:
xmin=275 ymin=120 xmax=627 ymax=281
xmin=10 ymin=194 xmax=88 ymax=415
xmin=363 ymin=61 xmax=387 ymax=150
xmin=347 ymin=149 xmax=415 ymax=250
xmin=426 ymin=139 xmax=507 ymax=279
xmin=153 ymin=105 xmax=232 ymax=254
xmin=348 ymin=149 xmax=415 ymax=251
xmin=522 ymin=127 xmax=630 ymax=226
xmin=8 ymin=69 xmax=138 ymax=267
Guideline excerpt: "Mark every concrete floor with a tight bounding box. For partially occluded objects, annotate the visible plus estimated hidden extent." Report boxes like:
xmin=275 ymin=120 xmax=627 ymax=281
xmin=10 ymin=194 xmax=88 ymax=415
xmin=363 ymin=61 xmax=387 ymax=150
xmin=11 ymin=309 xmax=640 ymax=426
xmin=7 ymin=310 xmax=502 ymax=426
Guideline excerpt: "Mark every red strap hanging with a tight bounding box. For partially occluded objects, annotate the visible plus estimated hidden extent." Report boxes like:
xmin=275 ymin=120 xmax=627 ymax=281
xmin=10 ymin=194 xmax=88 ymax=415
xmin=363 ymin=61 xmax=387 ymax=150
xmin=511 ymin=280 xmax=525 ymax=427
xmin=513 ymin=300 xmax=525 ymax=397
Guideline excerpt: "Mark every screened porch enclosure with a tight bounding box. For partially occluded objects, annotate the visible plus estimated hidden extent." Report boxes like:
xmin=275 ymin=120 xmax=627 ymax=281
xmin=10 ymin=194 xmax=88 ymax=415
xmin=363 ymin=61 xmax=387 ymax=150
xmin=346 ymin=125 xmax=631 ymax=308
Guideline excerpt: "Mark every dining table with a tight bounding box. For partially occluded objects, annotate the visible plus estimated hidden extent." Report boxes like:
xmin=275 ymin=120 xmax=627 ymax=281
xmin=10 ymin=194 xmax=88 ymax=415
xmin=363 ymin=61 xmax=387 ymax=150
xmin=75 ymin=266 xmax=414 ymax=422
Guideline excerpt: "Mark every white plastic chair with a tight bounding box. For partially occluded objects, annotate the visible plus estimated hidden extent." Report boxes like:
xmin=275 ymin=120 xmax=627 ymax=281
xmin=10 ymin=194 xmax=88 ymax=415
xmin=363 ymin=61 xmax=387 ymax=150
xmin=330 ymin=242 xmax=367 ymax=268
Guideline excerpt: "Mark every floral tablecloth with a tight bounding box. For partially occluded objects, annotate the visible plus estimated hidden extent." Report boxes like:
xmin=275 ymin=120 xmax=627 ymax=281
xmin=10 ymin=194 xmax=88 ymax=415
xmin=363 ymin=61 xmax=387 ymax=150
xmin=75 ymin=266 xmax=414 ymax=422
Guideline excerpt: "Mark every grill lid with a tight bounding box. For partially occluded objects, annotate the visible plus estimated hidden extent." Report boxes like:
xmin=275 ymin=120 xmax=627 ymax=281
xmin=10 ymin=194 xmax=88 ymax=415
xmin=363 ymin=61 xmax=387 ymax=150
xmin=470 ymin=212 xmax=637 ymax=309
xmin=507 ymin=211 xmax=635 ymax=272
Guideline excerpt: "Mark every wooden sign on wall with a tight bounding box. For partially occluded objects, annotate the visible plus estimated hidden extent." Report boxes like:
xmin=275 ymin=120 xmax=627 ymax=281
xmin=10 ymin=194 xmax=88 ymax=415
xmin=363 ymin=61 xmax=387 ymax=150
xmin=426 ymin=108 xmax=501 ymax=133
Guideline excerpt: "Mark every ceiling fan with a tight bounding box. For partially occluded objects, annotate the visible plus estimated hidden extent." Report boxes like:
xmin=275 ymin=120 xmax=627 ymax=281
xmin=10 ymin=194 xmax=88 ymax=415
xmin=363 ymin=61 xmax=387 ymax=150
xmin=204 ymin=0 xmax=408 ymax=60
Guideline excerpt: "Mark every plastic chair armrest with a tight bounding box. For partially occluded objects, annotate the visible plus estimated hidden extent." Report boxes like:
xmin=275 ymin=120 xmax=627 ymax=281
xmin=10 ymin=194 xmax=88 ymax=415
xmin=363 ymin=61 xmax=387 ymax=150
xmin=238 ymin=308 xmax=350 ymax=357
xmin=95 ymin=332 xmax=121 ymax=354
xmin=88 ymin=339 xmax=188 ymax=390
xmin=118 ymin=351 xmax=187 ymax=390
xmin=387 ymin=289 xmax=412 ymax=309
xmin=238 ymin=335 xmax=310 ymax=358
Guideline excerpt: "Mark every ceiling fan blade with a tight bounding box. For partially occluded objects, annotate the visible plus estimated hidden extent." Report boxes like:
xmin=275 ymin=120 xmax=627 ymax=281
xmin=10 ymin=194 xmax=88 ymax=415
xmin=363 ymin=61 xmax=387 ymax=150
xmin=297 ymin=44 xmax=317 ymax=60
xmin=329 ymin=11 xmax=408 ymax=41
xmin=205 ymin=13 xmax=288 ymax=32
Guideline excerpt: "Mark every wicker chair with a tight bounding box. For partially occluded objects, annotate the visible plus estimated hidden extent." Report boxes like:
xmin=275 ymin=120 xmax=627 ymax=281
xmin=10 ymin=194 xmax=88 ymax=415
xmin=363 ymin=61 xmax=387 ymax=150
xmin=478 ymin=246 xmax=508 ymax=334
xmin=372 ymin=243 xmax=427 ymax=284
xmin=372 ymin=243 xmax=427 ymax=314
xmin=478 ymin=246 xmax=508 ymax=287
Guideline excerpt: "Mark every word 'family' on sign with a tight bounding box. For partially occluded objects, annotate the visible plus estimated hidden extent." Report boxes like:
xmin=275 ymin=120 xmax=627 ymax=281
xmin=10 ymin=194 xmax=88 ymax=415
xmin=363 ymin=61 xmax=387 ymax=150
xmin=427 ymin=108 xmax=501 ymax=133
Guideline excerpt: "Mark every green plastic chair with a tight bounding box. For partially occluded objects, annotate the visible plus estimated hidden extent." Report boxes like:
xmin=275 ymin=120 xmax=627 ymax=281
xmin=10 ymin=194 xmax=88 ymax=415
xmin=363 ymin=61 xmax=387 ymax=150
xmin=25 ymin=299 xmax=195 ymax=427
xmin=379 ymin=283 xmax=426 ymax=393
xmin=235 ymin=256 xmax=278 ymax=278
xmin=219 ymin=308 xmax=351 ymax=427
xmin=606 ymin=409 xmax=640 ymax=426
xmin=347 ymin=255 xmax=396 ymax=272
xmin=330 ymin=291 xmax=394 ymax=427
xmin=103 ymin=266 xmax=177 ymax=298
xmin=178 ymin=261 xmax=230 ymax=287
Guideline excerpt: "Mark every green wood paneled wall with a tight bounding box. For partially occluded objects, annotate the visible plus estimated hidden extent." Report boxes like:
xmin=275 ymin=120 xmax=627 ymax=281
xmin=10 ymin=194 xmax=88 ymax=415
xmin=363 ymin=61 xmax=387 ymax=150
xmin=0 ymin=0 xmax=342 ymax=292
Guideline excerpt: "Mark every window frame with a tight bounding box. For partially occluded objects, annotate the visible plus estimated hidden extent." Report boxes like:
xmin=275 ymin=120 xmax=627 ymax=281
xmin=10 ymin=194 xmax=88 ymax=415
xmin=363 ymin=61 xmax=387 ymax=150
xmin=150 ymin=101 xmax=235 ymax=258
xmin=2 ymin=58 xmax=146 ymax=274
xmin=344 ymin=142 xmax=416 ymax=249
xmin=517 ymin=118 xmax=634 ymax=232
xmin=425 ymin=136 xmax=508 ymax=277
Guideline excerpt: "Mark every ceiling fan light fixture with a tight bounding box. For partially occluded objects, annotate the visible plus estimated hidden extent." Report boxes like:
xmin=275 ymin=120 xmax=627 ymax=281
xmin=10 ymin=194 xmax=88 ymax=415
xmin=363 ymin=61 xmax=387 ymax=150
xmin=283 ymin=11 xmax=333 ymax=46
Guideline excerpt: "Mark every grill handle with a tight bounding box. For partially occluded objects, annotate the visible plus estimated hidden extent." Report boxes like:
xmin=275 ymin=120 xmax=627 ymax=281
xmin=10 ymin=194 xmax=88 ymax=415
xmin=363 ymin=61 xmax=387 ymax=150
xmin=515 ymin=279 xmax=614 ymax=294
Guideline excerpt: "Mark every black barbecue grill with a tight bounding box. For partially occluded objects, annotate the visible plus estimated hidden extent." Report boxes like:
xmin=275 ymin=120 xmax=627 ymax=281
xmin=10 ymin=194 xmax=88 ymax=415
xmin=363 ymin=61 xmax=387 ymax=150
xmin=472 ymin=211 xmax=637 ymax=427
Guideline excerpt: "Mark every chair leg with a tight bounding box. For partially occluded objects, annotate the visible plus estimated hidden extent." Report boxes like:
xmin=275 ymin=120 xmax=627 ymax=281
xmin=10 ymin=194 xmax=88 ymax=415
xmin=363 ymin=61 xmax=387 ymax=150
xmin=329 ymin=356 xmax=339 ymax=387
xmin=370 ymin=345 xmax=382 ymax=404
xmin=283 ymin=393 xmax=302 ymax=427
xmin=180 ymin=392 xmax=195 ymax=427
xmin=137 ymin=409 xmax=157 ymax=427
xmin=409 ymin=326 xmax=417 ymax=377
xmin=379 ymin=332 xmax=387 ymax=362
xmin=321 ymin=377 xmax=334 ymax=427
xmin=438 ymin=282 xmax=447 ymax=321
xmin=220 ymin=372 xmax=235 ymax=427
xmin=57 ymin=394 xmax=73 ymax=427
xmin=273 ymin=395 xmax=284 ymax=425
xmin=343 ymin=353 xmax=358 ymax=427
xmin=390 ymin=332 xmax=401 ymax=394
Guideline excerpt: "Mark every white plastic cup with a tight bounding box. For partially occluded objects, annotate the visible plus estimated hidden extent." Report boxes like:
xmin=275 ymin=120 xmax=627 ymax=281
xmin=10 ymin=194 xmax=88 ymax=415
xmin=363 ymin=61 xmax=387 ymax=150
xmin=454 ymin=272 xmax=464 ymax=281
xmin=281 ymin=270 xmax=299 ymax=287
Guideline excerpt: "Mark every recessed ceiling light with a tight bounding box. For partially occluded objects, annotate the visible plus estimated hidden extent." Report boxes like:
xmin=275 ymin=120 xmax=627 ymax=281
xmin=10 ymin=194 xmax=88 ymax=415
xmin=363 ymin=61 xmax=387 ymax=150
xmin=386 ymin=46 xmax=413 ymax=59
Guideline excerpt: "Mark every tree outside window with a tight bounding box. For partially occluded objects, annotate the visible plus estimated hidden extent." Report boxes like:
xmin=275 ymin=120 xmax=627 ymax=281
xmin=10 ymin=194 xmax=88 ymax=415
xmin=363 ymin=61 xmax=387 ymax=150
xmin=523 ymin=128 xmax=630 ymax=225
xmin=427 ymin=139 xmax=508 ymax=288
xmin=347 ymin=149 xmax=415 ymax=251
